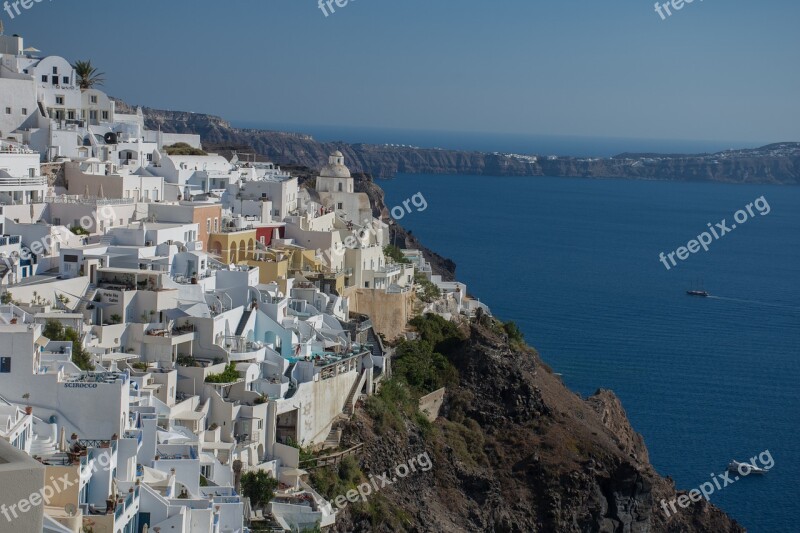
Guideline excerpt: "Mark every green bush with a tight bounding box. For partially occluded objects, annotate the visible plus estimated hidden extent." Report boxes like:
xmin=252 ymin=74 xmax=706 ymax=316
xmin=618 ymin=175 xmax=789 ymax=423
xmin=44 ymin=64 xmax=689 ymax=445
xmin=163 ymin=142 xmax=207 ymax=156
xmin=413 ymin=273 xmax=440 ymax=303
xmin=205 ymin=363 xmax=240 ymax=383
xmin=42 ymin=320 xmax=93 ymax=371
xmin=240 ymin=471 xmax=279 ymax=509
xmin=383 ymin=245 xmax=411 ymax=264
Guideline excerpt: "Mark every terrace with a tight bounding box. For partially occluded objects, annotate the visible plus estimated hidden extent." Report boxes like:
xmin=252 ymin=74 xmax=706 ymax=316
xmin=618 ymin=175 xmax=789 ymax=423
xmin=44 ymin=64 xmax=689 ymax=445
xmin=61 ymin=371 xmax=129 ymax=385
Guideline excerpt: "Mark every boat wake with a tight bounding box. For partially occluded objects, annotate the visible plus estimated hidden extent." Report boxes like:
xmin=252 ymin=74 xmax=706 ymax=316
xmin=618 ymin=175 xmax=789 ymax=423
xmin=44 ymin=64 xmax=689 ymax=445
xmin=707 ymin=295 xmax=800 ymax=311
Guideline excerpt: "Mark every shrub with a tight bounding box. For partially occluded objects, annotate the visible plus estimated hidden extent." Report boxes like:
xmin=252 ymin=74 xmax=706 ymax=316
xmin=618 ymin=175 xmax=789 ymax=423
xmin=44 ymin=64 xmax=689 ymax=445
xmin=42 ymin=320 xmax=93 ymax=371
xmin=205 ymin=363 xmax=240 ymax=383
xmin=383 ymin=245 xmax=411 ymax=264
xmin=163 ymin=142 xmax=207 ymax=156
xmin=240 ymin=471 xmax=279 ymax=509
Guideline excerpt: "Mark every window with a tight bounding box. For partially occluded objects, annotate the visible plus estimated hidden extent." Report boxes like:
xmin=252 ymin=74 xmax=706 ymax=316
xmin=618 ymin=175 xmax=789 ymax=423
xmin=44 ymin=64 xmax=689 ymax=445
xmin=67 ymin=111 xmax=75 ymax=120
xmin=4 ymin=108 xmax=10 ymax=115
xmin=102 ymin=111 xmax=109 ymax=120
xmin=338 ymin=183 xmax=343 ymax=192
xmin=28 ymin=168 xmax=35 ymax=178
xmin=337 ymin=203 xmax=343 ymax=210
xmin=52 ymin=66 xmax=58 ymax=75
xmin=62 ymin=76 xmax=69 ymax=85
xmin=206 ymin=218 xmax=211 ymax=232
xmin=0 ymin=357 xmax=10 ymax=373
xmin=214 ymin=218 xmax=218 ymax=232
xmin=89 ymin=110 xmax=97 ymax=120
xmin=53 ymin=217 xmax=61 ymax=226
xmin=41 ymin=75 xmax=47 ymax=83
xmin=55 ymin=96 xmax=64 ymax=105
xmin=21 ymin=108 xmax=27 ymax=115
xmin=51 ymin=76 xmax=58 ymax=85
xmin=90 ymin=95 xmax=98 ymax=104
xmin=146 ymin=153 xmax=152 ymax=161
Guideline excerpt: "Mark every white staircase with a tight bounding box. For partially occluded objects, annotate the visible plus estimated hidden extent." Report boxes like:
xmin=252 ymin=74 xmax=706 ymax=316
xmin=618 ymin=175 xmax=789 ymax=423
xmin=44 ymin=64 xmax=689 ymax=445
xmin=29 ymin=433 xmax=59 ymax=456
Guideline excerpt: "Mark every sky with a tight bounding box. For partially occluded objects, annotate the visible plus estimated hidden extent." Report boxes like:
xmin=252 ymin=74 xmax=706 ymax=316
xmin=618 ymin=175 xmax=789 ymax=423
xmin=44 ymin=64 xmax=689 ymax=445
xmin=2 ymin=0 xmax=798 ymax=145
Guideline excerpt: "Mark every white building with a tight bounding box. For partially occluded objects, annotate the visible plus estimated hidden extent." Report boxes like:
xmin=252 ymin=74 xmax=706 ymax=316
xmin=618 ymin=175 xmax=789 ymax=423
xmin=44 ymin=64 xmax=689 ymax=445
xmin=0 ymin=139 xmax=48 ymax=205
xmin=315 ymin=151 xmax=372 ymax=224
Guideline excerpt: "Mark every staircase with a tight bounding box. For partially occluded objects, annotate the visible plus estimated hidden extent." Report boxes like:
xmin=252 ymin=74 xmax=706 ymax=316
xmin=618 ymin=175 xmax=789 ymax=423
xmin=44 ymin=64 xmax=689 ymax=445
xmin=283 ymin=362 xmax=297 ymax=399
xmin=29 ymin=433 xmax=59 ymax=457
xmin=325 ymin=299 xmax=335 ymax=315
xmin=321 ymin=425 xmax=342 ymax=450
xmin=365 ymin=327 xmax=383 ymax=358
xmin=76 ymin=284 xmax=97 ymax=316
xmin=235 ymin=309 xmax=252 ymax=336
xmin=343 ymin=370 xmax=366 ymax=416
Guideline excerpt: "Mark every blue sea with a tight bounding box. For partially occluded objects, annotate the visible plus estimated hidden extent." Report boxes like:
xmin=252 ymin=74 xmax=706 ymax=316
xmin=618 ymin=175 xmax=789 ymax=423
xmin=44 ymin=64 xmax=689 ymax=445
xmin=380 ymin=173 xmax=800 ymax=532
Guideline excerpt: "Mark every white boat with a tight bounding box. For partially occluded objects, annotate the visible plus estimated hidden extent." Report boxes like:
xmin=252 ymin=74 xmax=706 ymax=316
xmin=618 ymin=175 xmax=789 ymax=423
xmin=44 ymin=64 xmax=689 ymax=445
xmin=728 ymin=460 xmax=768 ymax=475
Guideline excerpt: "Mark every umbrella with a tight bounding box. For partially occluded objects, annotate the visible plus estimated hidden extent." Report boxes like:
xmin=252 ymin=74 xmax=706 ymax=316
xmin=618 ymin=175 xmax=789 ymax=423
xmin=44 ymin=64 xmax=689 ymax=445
xmin=98 ymin=183 xmax=104 ymax=199
xmin=59 ymin=427 xmax=67 ymax=452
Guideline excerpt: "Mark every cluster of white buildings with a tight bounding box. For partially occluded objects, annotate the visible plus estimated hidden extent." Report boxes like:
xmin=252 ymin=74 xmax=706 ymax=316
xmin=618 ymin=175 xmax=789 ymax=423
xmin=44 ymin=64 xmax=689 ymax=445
xmin=0 ymin=32 xmax=485 ymax=533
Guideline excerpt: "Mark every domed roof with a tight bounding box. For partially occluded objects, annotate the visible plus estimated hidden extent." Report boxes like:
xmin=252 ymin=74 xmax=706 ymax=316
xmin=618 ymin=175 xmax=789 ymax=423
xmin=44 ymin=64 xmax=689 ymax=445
xmin=320 ymin=164 xmax=351 ymax=178
xmin=320 ymin=151 xmax=351 ymax=178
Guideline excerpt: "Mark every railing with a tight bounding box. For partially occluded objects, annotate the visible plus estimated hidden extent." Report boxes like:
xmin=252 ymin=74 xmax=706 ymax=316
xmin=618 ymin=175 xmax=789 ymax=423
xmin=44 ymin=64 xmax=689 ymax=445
xmin=0 ymin=176 xmax=46 ymax=186
xmin=44 ymin=196 xmax=135 ymax=206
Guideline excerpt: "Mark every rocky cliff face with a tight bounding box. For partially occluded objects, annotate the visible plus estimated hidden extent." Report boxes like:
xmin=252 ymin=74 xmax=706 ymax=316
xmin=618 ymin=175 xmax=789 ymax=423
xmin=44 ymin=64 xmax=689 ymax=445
xmin=333 ymin=320 xmax=744 ymax=533
xmin=117 ymin=101 xmax=800 ymax=184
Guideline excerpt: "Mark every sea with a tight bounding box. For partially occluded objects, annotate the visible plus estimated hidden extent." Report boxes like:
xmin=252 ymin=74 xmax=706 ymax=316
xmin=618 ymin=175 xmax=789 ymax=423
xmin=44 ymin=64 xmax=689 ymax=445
xmin=378 ymin=173 xmax=800 ymax=533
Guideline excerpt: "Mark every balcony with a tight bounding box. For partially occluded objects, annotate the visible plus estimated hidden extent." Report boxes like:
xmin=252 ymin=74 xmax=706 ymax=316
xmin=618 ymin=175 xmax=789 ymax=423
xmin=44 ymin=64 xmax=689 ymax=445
xmin=0 ymin=235 xmax=21 ymax=246
xmin=0 ymin=175 xmax=47 ymax=188
xmin=221 ymin=336 xmax=267 ymax=362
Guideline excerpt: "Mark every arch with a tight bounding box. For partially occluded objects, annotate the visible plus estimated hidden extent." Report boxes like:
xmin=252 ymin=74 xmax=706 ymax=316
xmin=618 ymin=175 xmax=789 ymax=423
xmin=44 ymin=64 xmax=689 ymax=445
xmin=229 ymin=242 xmax=237 ymax=263
xmin=247 ymin=239 xmax=255 ymax=259
xmin=211 ymin=241 xmax=223 ymax=257
xmin=239 ymin=241 xmax=246 ymax=262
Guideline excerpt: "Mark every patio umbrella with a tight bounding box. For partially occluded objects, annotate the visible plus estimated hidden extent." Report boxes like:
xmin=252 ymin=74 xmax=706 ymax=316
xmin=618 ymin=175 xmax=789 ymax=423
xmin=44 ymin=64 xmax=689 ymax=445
xmin=98 ymin=183 xmax=104 ymax=199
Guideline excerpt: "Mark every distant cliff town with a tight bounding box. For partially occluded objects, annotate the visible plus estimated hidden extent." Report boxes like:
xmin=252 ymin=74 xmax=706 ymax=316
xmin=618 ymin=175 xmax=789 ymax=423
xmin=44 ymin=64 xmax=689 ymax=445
xmin=116 ymin=100 xmax=800 ymax=184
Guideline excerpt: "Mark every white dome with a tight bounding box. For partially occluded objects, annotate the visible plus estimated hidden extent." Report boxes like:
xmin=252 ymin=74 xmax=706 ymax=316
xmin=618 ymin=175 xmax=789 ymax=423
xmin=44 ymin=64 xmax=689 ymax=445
xmin=320 ymin=151 xmax=351 ymax=178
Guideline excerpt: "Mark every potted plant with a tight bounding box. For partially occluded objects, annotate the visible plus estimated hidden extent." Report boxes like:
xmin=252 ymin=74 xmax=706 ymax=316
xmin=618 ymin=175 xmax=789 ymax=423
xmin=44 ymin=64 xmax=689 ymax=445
xmin=22 ymin=393 xmax=32 ymax=415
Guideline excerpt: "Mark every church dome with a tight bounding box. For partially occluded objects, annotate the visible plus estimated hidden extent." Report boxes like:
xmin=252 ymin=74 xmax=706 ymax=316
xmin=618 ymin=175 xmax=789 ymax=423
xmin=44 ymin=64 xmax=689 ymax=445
xmin=320 ymin=151 xmax=351 ymax=178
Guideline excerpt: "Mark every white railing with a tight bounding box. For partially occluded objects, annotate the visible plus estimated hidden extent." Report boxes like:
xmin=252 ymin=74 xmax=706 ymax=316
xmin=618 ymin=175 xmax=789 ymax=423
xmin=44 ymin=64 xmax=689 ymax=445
xmin=0 ymin=176 xmax=46 ymax=186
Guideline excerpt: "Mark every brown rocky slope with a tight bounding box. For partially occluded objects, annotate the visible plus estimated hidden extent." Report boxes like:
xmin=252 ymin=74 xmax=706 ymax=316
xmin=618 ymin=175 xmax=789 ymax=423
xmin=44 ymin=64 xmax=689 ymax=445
xmin=329 ymin=317 xmax=744 ymax=532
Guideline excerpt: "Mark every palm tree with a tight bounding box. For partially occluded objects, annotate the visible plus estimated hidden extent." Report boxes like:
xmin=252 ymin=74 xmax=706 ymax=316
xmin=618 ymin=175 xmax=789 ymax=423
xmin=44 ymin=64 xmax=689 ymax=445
xmin=72 ymin=60 xmax=105 ymax=89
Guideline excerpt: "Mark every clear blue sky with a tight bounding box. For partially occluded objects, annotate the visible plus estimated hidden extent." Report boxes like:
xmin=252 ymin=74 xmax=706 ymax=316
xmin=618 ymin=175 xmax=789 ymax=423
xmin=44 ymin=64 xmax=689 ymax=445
xmin=3 ymin=0 xmax=798 ymax=144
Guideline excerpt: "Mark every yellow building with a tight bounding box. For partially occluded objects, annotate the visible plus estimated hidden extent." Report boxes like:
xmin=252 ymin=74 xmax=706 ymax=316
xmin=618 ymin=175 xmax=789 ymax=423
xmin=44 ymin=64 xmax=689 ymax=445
xmin=245 ymin=249 xmax=290 ymax=290
xmin=208 ymin=229 xmax=257 ymax=263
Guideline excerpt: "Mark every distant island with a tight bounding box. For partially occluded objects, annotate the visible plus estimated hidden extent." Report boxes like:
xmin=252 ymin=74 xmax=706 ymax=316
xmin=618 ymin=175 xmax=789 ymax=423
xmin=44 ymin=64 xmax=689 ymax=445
xmin=115 ymin=100 xmax=800 ymax=185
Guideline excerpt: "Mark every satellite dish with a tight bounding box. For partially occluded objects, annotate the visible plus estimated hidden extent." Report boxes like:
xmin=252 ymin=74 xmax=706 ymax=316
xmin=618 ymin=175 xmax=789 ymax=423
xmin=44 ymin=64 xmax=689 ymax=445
xmin=64 ymin=503 xmax=77 ymax=517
